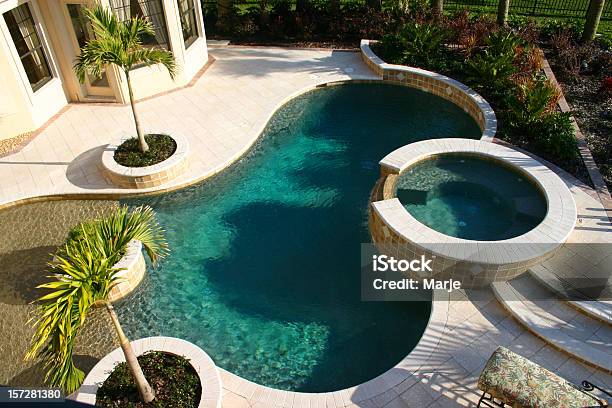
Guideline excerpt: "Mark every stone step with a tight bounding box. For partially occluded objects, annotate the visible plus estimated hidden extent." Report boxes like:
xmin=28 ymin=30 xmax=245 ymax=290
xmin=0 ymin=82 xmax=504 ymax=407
xmin=530 ymin=266 xmax=612 ymax=325
xmin=568 ymin=300 xmax=612 ymax=326
xmin=492 ymin=275 xmax=612 ymax=373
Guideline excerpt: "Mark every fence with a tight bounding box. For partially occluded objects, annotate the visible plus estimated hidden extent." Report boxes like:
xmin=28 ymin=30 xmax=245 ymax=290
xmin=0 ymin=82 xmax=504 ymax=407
xmin=202 ymin=0 xmax=611 ymax=21
xmin=444 ymin=0 xmax=611 ymax=21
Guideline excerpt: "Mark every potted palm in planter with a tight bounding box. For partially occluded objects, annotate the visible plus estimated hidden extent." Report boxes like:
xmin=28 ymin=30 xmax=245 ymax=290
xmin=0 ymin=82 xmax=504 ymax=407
xmin=75 ymin=6 xmax=190 ymax=188
xmin=24 ymin=206 xmax=204 ymax=405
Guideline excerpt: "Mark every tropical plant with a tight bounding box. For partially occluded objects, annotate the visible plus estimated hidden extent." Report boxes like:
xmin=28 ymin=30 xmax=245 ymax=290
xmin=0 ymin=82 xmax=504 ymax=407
xmin=465 ymin=51 xmax=516 ymax=91
xmin=397 ymin=22 xmax=448 ymax=70
xmin=26 ymin=205 xmax=168 ymax=402
xmin=485 ymin=30 xmax=523 ymax=57
xmin=506 ymin=77 xmax=560 ymax=125
xmin=531 ymin=111 xmax=578 ymax=163
xmin=74 ymin=6 xmax=177 ymax=154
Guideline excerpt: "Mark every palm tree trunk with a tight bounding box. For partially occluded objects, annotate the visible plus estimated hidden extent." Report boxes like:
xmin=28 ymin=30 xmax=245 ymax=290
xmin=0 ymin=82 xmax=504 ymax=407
xmin=582 ymin=0 xmax=605 ymax=42
xmin=125 ymin=71 xmax=149 ymax=153
xmin=105 ymin=301 xmax=155 ymax=403
xmin=497 ymin=0 xmax=510 ymax=26
xmin=432 ymin=0 xmax=443 ymax=20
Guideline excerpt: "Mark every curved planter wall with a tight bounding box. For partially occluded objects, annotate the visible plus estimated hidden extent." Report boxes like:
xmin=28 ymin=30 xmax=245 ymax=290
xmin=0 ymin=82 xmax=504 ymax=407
xmin=369 ymin=138 xmax=577 ymax=288
xmin=108 ymin=239 xmax=146 ymax=302
xmin=102 ymin=132 xmax=189 ymax=189
xmin=360 ymin=40 xmax=497 ymax=142
xmin=74 ymin=336 xmax=222 ymax=408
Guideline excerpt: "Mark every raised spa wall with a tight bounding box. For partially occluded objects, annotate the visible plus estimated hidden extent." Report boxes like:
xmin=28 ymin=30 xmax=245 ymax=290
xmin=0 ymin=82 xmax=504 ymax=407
xmin=368 ymin=139 xmax=577 ymax=288
xmin=360 ymin=40 xmax=497 ymax=142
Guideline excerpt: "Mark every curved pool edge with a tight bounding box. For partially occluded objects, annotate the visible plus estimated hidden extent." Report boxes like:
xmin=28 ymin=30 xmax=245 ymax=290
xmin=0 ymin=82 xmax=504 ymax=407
xmin=0 ymin=60 xmax=494 ymax=211
xmin=0 ymin=78 xmax=383 ymax=211
xmin=360 ymin=39 xmax=497 ymax=143
xmin=217 ymin=290 xmax=450 ymax=406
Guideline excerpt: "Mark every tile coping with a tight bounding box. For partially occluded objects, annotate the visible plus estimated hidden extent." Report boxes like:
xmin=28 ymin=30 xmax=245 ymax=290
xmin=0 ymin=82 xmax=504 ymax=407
xmin=74 ymin=336 xmax=222 ymax=408
xmin=218 ymin=290 xmax=451 ymax=406
xmin=360 ymin=39 xmax=497 ymax=142
xmin=373 ymin=138 xmax=577 ymax=265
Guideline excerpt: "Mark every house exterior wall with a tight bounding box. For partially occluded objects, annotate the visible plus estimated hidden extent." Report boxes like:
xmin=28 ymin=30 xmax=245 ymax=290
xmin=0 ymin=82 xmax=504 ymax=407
xmin=0 ymin=0 xmax=208 ymax=142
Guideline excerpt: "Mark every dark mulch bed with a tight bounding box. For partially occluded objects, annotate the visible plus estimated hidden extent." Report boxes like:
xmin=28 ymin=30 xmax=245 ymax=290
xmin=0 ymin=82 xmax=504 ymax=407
xmin=557 ymin=72 xmax=612 ymax=191
xmin=114 ymin=134 xmax=177 ymax=168
xmin=96 ymin=351 xmax=201 ymax=408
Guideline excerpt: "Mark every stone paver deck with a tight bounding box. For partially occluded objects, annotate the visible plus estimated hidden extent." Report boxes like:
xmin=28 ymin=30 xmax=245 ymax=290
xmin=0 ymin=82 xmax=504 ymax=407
xmin=1 ymin=46 xmax=610 ymax=407
xmin=0 ymin=47 xmax=377 ymax=207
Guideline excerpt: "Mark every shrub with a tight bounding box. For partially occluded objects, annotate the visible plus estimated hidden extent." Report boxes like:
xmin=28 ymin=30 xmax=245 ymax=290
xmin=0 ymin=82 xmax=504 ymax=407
xmin=514 ymin=45 xmax=544 ymax=78
xmin=444 ymin=10 xmax=497 ymax=56
xmin=539 ymin=18 xmax=583 ymax=40
xmin=549 ymin=29 xmax=596 ymax=82
xmin=373 ymin=33 xmax=404 ymax=63
xmin=506 ymin=77 xmax=560 ymax=126
xmin=485 ymin=30 xmax=524 ymax=57
xmin=532 ymin=112 xmax=578 ymax=163
xmin=599 ymin=77 xmax=612 ymax=99
xmin=397 ymin=22 xmax=448 ymax=70
xmin=465 ymin=51 xmax=516 ymax=93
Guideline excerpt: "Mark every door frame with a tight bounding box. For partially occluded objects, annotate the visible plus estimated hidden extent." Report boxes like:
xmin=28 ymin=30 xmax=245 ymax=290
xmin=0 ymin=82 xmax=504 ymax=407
xmin=60 ymin=0 xmax=115 ymax=99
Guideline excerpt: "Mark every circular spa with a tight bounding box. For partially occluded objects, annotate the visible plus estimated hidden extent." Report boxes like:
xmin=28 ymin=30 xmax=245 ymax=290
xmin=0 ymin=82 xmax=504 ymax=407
xmin=370 ymin=139 xmax=577 ymax=288
xmin=395 ymin=153 xmax=548 ymax=241
xmin=0 ymin=83 xmax=488 ymax=392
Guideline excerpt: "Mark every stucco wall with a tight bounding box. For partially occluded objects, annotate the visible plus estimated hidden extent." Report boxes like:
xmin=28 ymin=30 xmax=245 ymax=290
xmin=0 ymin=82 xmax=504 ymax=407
xmin=0 ymin=0 xmax=209 ymax=141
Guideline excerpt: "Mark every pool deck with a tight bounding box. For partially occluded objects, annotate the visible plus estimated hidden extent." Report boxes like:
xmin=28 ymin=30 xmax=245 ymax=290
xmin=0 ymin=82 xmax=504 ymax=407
xmin=1 ymin=46 xmax=610 ymax=407
xmin=0 ymin=47 xmax=377 ymax=208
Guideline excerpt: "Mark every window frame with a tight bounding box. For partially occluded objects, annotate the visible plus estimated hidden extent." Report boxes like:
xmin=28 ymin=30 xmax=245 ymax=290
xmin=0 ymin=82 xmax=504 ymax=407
xmin=2 ymin=1 xmax=56 ymax=93
xmin=176 ymin=0 xmax=199 ymax=49
xmin=108 ymin=0 xmax=172 ymax=52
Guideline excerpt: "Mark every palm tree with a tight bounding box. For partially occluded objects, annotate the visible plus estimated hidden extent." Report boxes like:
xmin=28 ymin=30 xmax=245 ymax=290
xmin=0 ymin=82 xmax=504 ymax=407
xmin=26 ymin=205 xmax=169 ymax=403
xmin=74 ymin=6 xmax=177 ymax=153
xmin=432 ymin=0 xmax=443 ymax=21
xmin=497 ymin=0 xmax=510 ymax=26
xmin=582 ymin=0 xmax=606 ymax=42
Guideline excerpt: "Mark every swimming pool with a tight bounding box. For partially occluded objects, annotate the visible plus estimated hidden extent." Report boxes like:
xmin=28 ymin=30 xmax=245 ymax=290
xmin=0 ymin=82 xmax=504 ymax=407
xmin=395 ymin=154 xmax=547 ymax=241
xmin=117 ymin=82 xmax=482 ymax=392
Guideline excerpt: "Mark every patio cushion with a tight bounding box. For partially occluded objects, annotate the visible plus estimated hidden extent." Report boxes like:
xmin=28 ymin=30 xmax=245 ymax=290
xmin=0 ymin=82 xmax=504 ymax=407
xmin=478 ymin=346 xmax=607 ymax=408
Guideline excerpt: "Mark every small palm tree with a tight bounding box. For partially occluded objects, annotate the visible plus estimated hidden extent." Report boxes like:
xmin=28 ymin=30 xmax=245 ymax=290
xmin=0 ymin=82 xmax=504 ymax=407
xmin=26 ymin=205 xmax=169 ymax=403
xmin=74 ymin=6 xmax=177 ymax=153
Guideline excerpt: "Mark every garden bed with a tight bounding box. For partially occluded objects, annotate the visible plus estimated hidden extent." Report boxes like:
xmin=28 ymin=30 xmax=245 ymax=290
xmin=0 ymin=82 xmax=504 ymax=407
xmin=97 ymin=351 xmax=201 ymax=408
xmin=545 ymin=49 xmax=611 ymax=191
xmin=114 ymin=134 xmax=177 ymax=168
xmin=369 ymin=13 xmax=596 ymax=186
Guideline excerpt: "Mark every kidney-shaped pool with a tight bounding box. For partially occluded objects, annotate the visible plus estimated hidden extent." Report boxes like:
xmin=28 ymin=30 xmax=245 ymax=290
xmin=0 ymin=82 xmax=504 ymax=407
xmin=118 ymin=82 xmax=482 ymax=391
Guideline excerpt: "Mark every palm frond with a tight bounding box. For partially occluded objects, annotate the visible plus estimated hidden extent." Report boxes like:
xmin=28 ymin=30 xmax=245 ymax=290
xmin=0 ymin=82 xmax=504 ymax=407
xmin=27 ymin=205 xmax=167 ymax=393
xmin=74 ymin=5 xmax=177 ymax=80
xmin=126 ymin=48 xmax=177 ymax=79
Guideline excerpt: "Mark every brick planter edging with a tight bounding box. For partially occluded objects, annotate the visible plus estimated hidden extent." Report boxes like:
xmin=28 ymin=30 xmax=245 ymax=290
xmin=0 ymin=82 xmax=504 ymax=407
xmin=74 ymin=336 xmax=222 ymax=408
xmin=102 ymin=131 xmax=189 ymax=189
xmin=360 ymin=39 xmax=497 ymax=142
xmin=541 ymin=54 xmax=612 ymax=222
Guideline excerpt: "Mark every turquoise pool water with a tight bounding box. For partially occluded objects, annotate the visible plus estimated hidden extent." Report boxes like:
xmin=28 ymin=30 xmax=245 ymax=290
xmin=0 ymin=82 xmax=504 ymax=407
xmin=119 ymin=82 xmax=482 ymax=392
xmin=396 ymin=154 xmax=547 ymax=241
